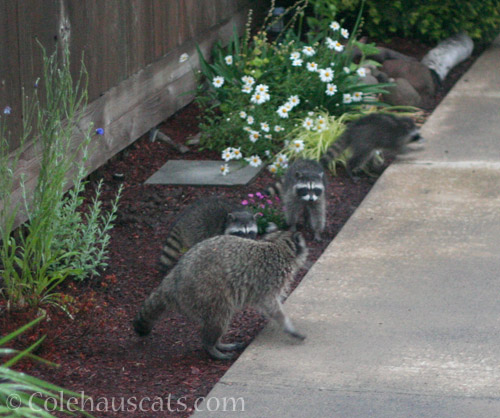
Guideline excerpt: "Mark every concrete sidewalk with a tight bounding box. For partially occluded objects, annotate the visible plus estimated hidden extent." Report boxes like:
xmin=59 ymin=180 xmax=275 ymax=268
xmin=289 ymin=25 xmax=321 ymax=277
xmin=192 ymin=35 xmax=500 ymax=418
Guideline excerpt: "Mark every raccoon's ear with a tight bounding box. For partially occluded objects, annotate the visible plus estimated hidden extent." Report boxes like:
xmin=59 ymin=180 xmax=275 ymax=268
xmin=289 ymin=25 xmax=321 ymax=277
xmin=292 ymin=231 xmax=304 ymax=246
xmin=227 ymin=213 xmax=235 ymax=222
xmin=295 ymin=171 xmax=303 ymax=180
xmin=319 ymin=171 xmax=324 ymax=178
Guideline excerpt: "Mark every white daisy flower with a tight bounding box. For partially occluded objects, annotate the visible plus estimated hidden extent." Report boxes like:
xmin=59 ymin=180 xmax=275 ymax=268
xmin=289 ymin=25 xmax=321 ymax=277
xmin=334 ymin=41 xmax=344 ymax=52
xmin=357 ymin=67 xmax=367 ymax=77
xmin=242 ymin=75 xmax=255 ymax=85
xmin=343 ymin=93 xmax=353 ymax=104
xmin=243 ymin=126 xmax=252 ymax=132
xmin=251 ymin=92 xmax=266 ymax=105
xmin=179 ymin=53 xmax=189 ymax=63
xmin=274 ymin=125 xmax=284 ymax=132
xmin=343 ymin=66 xmax=351 ymax=74
xmin=275 ymin=153 xmax=288 ymax=165
xmin=247 ymin=155 xmax=262 ymax=167
xmin=302 ymin=46 xmax=316 ymax=56
xmin=341 ymin=28 xmax=349 ymax=39
xmin=231 ymin=147 xmax=243 ymax=160
xmin=265 ymin=150 xmax=272 ymax=157
xmin=307 ymin=62 xmax=319 ymax=72
xmin=247 ymin=115 xmax=255 ymax=125
xmin=241 ymin=84 xmax=253 ymax=94
xmin=326 ymin=37 xmax=336 ymax=50
xmin=291 ymin=139 xmax=305 ymax=153
xmin=316 ymin=115 xmax=326 ymax=129
xmin=249 ymin=130 xmax=261 ymax=143
xmin=326 ymin=83 xmax=338 ymax=96
xmin=353 ymin=91 xmax=363 ymax=102
xmin=268 ymin=164 xmax=278 ymax=174
xmin=212 ymin=76 xmax=224 ymax=88
xmin=255 ymin=84 xmax=269 ymax=93
xmin=290 ymin=51 xmax=301 ymax=60
xmin=239 ymin=111 xmax=247 ymax=119
xmin=277 ymin=105 xmax=290 ymax=118
xmin=225 ymin=55 xmax=233 ymax=65
xmin=319 ymin=67 xmax=334 ymax=83
xmin=287 ymin=95 xmax=300 ymax=107
xmin=220 ymin=164 xmax=230 ymax=176
xmin=302 ymin=117 xmax=314 ymax=130
xmin=330 ymin=21 xmax=340 ymax=31
xmin=221 ymin=147 xmax=234 ymax=161
xmin=265 ymin=134 xmax=273 ymax=140
xmin=260 ymin=122 xmax=270 ymax=132
xmin=292 ymin=59 xmax=303 ymax=67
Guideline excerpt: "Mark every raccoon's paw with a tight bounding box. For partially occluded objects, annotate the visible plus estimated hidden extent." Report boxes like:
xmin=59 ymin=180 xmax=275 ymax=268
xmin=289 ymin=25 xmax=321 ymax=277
xmin=133 ymin=317 xmax=152 ymax=336
xmin=205 ymin=345 xmax=235 ymax=360
xmin=216 ymin=341 xmax=246 ymax=351
xmin=287 ymin=329 xmax=307 ymax=341
xmin=313 ymin=232 xmax=322 ymax=242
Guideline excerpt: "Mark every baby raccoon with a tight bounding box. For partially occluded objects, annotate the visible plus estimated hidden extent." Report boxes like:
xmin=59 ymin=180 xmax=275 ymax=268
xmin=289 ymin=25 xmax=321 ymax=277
xmin=134 ymin=230 xmax=308 ymax=360
xmin=320 ymin=113 xmax=422 ymax=179
xmin=267 ymin=159 xmax=326 ymax=242
xmin=159 ymin=197 xmax=257 ymax=272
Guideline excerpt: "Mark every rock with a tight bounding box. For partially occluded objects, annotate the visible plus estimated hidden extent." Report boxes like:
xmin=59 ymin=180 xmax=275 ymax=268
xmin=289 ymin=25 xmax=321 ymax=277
xmin=352 ymin=45 xmax=417 ymax=63
xmin=421 ymin=32 xmax=474 ymax=82
xmin=382 ymin=59 xmax=436 ymax=97
xmin=383 ymin=78 xmax=422 ymax=107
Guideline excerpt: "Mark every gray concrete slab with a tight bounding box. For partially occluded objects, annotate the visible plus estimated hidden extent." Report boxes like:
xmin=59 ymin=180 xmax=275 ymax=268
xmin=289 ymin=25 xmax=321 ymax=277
xmin=145 ymin=160 xmax=262 ymax=186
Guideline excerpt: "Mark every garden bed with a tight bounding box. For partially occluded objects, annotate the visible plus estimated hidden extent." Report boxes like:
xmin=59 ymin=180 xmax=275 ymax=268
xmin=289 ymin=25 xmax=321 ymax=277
xmin=3 ymin=38 xmax=482 ymax=417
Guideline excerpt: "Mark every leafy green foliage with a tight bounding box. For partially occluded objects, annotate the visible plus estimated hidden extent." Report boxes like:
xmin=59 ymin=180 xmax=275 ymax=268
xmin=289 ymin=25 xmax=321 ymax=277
xmin=195 ymin=8 xmax=388 ymax=166
xmin=0 ymin=44 xmax=121 ymax=310
xmin=241 ymin=192 xmax=286 ymax=235
xmin=0 ymin=316 xmax=94 ymax=417
xmin=319 ymin=0 xmax=500 ymax=44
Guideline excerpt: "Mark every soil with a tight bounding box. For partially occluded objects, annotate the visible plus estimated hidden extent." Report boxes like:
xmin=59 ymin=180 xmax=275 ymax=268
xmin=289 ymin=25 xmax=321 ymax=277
xmin=1 ymin=38 xmax=484 ymax=417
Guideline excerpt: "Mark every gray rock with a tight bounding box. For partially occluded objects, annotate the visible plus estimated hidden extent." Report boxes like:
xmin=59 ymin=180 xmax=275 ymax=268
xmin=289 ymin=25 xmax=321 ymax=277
xmin=382 ymin=77 xmax=422 ymax=107
xmin=382 ymin=59 xmax=436 ymax=97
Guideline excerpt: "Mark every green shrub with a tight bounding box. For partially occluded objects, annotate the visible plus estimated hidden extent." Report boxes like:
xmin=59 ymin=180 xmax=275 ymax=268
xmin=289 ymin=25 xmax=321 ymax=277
xmin=319 ymin=0 xmax=500 ymax=44
xmin=195 ymin=2 xmax=389 ymax=170
xmin=0 ymin=44 xmax=121 ymax=310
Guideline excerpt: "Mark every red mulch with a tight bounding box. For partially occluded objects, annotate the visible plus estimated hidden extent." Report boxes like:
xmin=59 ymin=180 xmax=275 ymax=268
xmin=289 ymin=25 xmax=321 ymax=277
xmin=0 ymin=38 xmax=483 ymax=417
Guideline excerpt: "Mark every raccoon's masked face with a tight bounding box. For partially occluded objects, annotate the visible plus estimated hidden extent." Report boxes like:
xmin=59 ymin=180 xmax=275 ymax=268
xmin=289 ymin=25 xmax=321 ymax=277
xmin=225 ymin=212 xmax=258 ymax=239
xmin=295 ymin=172 xmax=324 ymax=202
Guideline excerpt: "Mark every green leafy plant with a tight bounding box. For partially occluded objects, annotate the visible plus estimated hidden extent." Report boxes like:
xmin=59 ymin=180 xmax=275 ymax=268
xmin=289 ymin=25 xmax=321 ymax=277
xmin=241 ymin=192 xmax=286 ymax=235
xmin=0 ymin=44 xmax=121 ymax=310
xmin=194 ymin=1 xmax=389 ymax=170
xmin=0 ymin=316 xmax=94 ymax=417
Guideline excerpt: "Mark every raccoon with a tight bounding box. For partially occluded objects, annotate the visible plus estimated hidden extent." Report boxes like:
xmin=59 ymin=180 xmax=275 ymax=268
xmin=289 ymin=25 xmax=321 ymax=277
xmin=134 ymin=230 xmax=308 ymax=360
xmin=159 ymin=197 xmax=257 ymax=272
xmin=267 ymin=159 xmax=326 ymax=242
xmin=320 ymin=113 xmax=422 ymax=179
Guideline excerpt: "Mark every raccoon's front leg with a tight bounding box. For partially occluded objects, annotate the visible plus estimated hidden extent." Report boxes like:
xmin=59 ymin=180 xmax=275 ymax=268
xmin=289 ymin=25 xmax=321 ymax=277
xmin=306 ymin=201 xmax=325 ymax=242
xmin=263 ymin=297 xmax=306 ymax=340
xmin=283 ymin=201 xmax=300 ymax=232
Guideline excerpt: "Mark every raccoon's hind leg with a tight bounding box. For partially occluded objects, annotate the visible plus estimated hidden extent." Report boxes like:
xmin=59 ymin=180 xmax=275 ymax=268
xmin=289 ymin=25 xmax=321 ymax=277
xmin=346 ymin=148 xmax=373 ymax=180
xmin=262 ymin=297 xmax=306 ymax=340
xmin=200 ymin=308 xmax=235 ymax=360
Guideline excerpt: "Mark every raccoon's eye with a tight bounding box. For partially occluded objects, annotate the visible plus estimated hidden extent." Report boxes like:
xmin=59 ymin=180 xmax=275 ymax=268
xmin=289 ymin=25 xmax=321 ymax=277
xmin=312 ymin=188 xmax=323 ymax=196
xmin=231 ymin=231 xmax=245 ymax=237
xmin=296 ymin=188 xmax=309 ymax=197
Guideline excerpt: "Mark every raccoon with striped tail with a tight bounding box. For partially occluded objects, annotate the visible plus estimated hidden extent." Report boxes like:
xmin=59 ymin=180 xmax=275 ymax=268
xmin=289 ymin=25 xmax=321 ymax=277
xmin=133 ymin=230 xmax=308 ymax=360
xmin=159 ymin=196 xmax=257 ymax=272
xmin=320 ymin=113 xmax=423 ymax=179
xmin=266 ymin=159 xmax=326 ymax=242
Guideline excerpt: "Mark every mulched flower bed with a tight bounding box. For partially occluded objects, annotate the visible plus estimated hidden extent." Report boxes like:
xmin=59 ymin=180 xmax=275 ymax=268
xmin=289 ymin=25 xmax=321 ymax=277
xmin=1 ymin=38 xmax=484 ymax=417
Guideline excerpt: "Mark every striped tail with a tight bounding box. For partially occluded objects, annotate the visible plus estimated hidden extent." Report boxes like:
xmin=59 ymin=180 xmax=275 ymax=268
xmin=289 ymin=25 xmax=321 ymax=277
xmin=320 ymin=136 xmax=349 ymax=169
xmin=159 ymin=227 xmax=185 ymax=271
xmin=133 ymin=278 xmax=176 ymax=336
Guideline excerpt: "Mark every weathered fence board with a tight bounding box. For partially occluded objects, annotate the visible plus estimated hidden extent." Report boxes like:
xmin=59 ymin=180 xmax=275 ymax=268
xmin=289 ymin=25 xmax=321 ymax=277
xmin=1 ymin=0 xmax=263 ymax=228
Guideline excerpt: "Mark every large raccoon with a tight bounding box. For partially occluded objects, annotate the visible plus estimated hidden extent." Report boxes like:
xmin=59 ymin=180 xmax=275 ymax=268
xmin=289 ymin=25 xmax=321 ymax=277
xmin=267 ymin=159 xmax=326 ymax=242
xmin=134 ymin=230 xmax=308 ymax=360
xmin=159 ymin=197 xmax=257 ymax=272
xmin=320 ymin=113 xmax=422 ymax=179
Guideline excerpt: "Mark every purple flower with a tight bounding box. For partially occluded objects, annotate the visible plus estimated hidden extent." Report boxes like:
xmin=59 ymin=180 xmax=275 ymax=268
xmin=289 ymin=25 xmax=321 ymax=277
xmin=256 ymin=212 xmax=264 ymax=217
xmin=256 ymin=192 xmax=264 ymax=199
xmin=248 ymin=193 xmax=254 ymax=198
xmin=241 ymin=200 xmax=249 ymax=206
xmin=95 ymin=127 xmax=104 ymax=135
xmin=259 ymin=204 xmax=265 ymax=209
xmin=266 ymin=199 xmax=273 ymax=205
xmin=3 ymin=106 xmax=11 ymax=115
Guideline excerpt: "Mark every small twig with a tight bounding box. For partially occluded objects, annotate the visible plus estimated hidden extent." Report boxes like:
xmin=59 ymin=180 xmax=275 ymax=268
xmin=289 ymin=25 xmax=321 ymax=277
xmin=149 ymin=128 xmax=190 ymax=154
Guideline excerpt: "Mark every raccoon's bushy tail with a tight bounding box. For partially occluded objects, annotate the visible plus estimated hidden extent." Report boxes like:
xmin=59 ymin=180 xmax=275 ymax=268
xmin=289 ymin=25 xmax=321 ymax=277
xmin=320 ymin=137 xmax=348 ymax=169
xmin=159 ymin=227 xmax=184 ymax=271
xmin=133 ymin=278 xmax=177 ymax=336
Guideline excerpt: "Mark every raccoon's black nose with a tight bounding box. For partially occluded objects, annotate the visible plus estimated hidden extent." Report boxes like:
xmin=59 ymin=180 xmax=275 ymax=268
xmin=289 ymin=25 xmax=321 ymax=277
xmin=411 ymin=133 xmax=422 ymax=142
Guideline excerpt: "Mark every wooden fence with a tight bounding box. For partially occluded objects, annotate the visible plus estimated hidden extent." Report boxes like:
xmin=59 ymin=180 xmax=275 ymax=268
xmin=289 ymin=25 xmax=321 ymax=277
xmin=0 ymin=0 xmax=265 ymax=226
